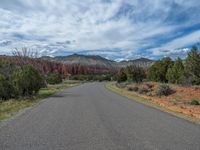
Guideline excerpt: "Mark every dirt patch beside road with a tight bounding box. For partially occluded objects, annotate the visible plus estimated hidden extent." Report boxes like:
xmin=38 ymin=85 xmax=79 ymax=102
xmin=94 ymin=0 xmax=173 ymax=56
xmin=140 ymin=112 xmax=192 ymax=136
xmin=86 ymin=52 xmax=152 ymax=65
xmin=106 ymin=82 xmax=200 ymax=122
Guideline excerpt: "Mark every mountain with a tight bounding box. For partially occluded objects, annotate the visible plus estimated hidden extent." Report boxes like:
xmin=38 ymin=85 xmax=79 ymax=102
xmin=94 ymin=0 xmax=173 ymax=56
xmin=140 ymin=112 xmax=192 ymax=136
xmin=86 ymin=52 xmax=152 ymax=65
xmin=118 ymin=57 xmax=154 ymax=68
xmin=0 ymin=54 xmax=154 ymax=75
xmin=47 ymin=54 xmax=117 ymax=67
xmin=41 ymin=54 xmax=154 ymax=74
xmin=41 ymin=54 xmax=119 ymax=74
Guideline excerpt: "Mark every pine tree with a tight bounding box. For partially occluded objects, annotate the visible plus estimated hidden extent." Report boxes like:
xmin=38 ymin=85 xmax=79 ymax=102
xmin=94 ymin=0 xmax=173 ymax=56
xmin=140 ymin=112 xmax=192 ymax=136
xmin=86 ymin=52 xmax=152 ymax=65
xmin=148 ymin=57 xmax=172 ymax=82
xmin=117 ymin=68 xmax=127 ymax=83
xmin=185 ymin=46 xmax=200 ymax=85
xmin=166 ymin=57 xmax=184 ymax=84
xmin=125 ymin=65 xmax=145 ymax=83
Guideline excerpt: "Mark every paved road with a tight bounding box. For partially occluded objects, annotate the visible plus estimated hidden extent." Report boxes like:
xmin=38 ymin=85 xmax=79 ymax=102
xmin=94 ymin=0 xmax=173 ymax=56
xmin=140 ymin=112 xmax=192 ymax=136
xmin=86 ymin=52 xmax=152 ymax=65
xmin=0 ymin=83 xmax=200 ymax=150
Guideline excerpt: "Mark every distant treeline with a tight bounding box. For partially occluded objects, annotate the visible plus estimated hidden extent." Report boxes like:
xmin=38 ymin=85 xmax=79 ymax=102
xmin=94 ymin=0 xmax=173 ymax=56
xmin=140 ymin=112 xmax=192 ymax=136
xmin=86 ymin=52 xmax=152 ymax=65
xmin=117 ymin=46 xmax=200 ymax=86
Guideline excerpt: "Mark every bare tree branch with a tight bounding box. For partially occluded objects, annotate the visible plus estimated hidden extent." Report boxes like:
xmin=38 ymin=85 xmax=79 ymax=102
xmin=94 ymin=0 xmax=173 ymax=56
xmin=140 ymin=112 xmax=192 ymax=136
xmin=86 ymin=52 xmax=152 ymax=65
xmin=12 ymin=47 xmax=39 ymax=58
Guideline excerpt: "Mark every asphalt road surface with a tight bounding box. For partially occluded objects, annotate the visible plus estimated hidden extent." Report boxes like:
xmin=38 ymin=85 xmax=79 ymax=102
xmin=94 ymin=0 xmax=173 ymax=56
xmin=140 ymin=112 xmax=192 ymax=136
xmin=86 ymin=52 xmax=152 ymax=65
xmin=0 ymin=83 xmax=200 ymax=150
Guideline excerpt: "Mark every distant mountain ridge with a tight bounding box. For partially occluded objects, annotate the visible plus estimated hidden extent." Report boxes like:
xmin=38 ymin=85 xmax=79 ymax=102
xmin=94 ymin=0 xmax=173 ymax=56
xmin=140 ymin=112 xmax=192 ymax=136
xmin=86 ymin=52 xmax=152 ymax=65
xmin=41 ymin=54 xmax=154 ymax=72
xmin=0 ymin=54 xmax=154 ymax=75
xmin=118 ymin=57 xmax=154 ymax=68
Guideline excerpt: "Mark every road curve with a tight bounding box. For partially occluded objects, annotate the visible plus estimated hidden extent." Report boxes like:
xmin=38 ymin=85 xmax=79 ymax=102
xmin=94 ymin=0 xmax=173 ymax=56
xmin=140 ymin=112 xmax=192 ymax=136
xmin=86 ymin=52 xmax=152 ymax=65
xmin=0 ymin=83 xmax=200 ymax=150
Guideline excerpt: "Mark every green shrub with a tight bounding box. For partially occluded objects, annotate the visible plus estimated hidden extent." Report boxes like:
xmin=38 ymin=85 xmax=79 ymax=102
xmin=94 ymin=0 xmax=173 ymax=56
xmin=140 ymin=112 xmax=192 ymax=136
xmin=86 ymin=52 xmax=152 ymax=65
xmin=148 ymin=57 xmax=172 ymax=82
xmin=47 ymin=73 xmax=62 ymax=85
xmin=190 ymin=99 xmax=200 ymax=105
xmin=184 ymin=46 xmax=200 ymax=85
xmin=156 ymin=84 xmax=171 ymax=96
xmin=117 ymin=69 xmax=127 ymax=83
xmin=166 ymin=58 xmax=184 ymax=84
xmin=0 ymin=74 xmax=15 ymax=100
xmin=125 ymin=65 xmax=146 ymax=83
xmin=0 ymin=60 xmax=16 ymax=79
xmin=117 ymin=65 xmax=146 ymax=83
xmin=11 ymin=65 xmax=44 ymax=97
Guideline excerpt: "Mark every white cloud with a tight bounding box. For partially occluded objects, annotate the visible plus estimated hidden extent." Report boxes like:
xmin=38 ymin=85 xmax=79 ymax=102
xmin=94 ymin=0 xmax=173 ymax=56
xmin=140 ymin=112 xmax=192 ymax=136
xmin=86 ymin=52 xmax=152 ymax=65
xmin=150 ymin=30 xmax=200 ymax=57
xmin=161 ymin=30 xmax=200 ymax=50
xmin=0 ymin=0 xmax=199 ymax=59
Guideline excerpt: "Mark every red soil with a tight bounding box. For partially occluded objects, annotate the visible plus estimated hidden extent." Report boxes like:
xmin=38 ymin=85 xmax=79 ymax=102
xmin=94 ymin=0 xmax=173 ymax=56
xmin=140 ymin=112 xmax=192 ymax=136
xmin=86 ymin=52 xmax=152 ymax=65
xmin=133 ymin=82 xmax=200 ymax=119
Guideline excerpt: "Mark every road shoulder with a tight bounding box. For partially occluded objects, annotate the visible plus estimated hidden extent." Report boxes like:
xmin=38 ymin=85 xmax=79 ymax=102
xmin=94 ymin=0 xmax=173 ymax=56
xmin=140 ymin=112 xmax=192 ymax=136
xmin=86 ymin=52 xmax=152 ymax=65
xmin=106 ymin=82 xmax=200 ymax=125
xmin=0 ymin=80 xmax=82 ymax=127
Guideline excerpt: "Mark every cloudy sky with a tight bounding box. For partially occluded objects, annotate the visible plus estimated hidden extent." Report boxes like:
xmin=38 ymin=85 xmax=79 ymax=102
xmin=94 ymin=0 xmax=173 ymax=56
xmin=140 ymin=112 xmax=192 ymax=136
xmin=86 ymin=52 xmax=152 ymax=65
xmin=0 ymin=0 xmax=200 ymax=60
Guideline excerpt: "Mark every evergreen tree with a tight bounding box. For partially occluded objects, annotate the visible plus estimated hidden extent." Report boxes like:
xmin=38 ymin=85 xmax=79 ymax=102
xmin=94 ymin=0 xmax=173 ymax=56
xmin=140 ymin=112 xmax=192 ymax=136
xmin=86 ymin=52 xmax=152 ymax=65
xmin=11 ymin=65 xmax=45 ymax=97
xmin=185 ymin=46 xmax=200 ymax=85
xmin=166 ymin=58 xmax=184 ymax=84
xmin=117 ymin=69 xmax=127 ymax=83
xmin=125 ymin=65 xmax=145 ymax=83
xmin=148 ymin=57 xmax=172 ymax=82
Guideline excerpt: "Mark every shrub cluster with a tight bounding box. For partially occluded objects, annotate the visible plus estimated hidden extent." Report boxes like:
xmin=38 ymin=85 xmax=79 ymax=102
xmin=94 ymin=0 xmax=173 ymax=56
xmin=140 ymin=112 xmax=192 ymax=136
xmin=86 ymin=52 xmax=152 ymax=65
xmin=148 ymin=57 xmax=172 ymax=83
xmin=0 ymin=74 xmax=14 ymax=100
xmin=123 ymin=83 xmax=172 ymax=97
xmin=148 ymin=46 xmax=200 ymax=86
xmin=156 ymin=84 xmax=171 ymax=96
xmin=12 ymin=65 xmax=45 ymax=97
xmin=138 ymin=87 xmax=149 ymax=94
xmin=0 ymin=61 xmax=45 ymax=100
xmin=47 ymin=73 xmax=62 ymax=85
xmin=190 ymin=99 xmax=200 ymax=105
xmin=123 ymin=83 xmax=153 ymax=95
xmin=117 ymin=65 xmax=146 ymax=83
xmin=117 ymin=69 xmax=127 ymax=83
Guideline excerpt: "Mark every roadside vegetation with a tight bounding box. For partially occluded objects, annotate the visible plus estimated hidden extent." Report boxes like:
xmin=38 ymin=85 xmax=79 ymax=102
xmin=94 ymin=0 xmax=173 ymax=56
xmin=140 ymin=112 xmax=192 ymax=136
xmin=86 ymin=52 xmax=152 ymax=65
xmin=47 ymin=73 xmax=63 ymax=85
xmin=111 ymin=46 xmax=200 ymax=120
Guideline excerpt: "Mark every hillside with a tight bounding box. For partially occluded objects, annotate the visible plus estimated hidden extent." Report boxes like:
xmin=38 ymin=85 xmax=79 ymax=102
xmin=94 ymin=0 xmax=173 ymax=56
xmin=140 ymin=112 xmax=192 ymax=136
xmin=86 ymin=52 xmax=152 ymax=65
xmin=118 ymin=57 xmax=154 ymax=68
xmin=0 ymin=54 xmax=154 ymax=75
xmin=41 ymin=54 xmax=154 ymax=73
